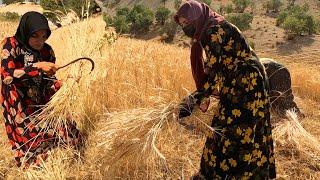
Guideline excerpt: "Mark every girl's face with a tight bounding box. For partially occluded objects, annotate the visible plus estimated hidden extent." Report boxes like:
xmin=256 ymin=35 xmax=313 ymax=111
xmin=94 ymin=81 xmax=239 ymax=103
xmin=28 ymin=29 xmax=48 ymax=50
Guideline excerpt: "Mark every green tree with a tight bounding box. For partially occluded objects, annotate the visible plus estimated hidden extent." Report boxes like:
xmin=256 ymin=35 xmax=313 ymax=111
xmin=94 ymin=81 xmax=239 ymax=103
xmin=113 ymin=15 xmax=130 ymax=34
xmin=226 ymin=13 xmax=253 ymax=31
xmin=128 ymin=5 xmax=154 ymax=33
xmin=116 ymin=7 xmax=130 ymax=17
xmin=163 ymin=18 xmax=178 ymax=43
xmin=155 ymin=6 xmax=171 ymax=25
xmin=282 ymin=15 xmax=306 ymax=37
xmin=102 ymin=13 xmax=113 ymax=27
xmin=277 ymin=4 xmax=318 ymax=38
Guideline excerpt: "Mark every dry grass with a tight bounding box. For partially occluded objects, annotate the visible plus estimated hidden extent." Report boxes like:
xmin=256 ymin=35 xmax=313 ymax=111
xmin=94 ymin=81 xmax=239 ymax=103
xmin=273 ymin=111 xmax=320 ymax=179
xmin=0 ymin=16 xmax=320 ymax=179
xmin=289 ymin=64 xmax=320 ymax=102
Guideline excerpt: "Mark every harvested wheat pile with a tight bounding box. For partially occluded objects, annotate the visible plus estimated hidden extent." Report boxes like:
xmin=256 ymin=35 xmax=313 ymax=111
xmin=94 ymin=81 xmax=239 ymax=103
xmin=273 ymin=111 xmax=320 ymax=178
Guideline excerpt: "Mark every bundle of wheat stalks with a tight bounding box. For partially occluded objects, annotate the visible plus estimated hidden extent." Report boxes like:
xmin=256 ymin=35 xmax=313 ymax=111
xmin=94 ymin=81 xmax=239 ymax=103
xmin=83 ymin=104 xmax=211 ymax=179
xmin=273 ymin=111 xmax=320 ymax=177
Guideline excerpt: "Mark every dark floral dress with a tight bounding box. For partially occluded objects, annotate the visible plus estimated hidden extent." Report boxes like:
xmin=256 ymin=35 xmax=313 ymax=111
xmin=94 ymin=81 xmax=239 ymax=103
xmin=1 ymin=37 xmax=80 ymax=167
xmin=193 ymin=21 xmax=276 ymax=179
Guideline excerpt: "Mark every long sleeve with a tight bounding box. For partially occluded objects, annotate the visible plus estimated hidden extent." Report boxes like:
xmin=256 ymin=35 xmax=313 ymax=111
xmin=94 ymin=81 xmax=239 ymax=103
xmin=193 ymin=25 xmax=229 ymax=105
xmin=40 ymin=44 xmax=61 ymax=103
xmin=1 ymin=38 xmax=40 ymax=85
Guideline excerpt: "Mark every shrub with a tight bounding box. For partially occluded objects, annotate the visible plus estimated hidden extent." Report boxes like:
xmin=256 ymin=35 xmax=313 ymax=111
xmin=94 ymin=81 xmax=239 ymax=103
xmin=225 ymin=4 xmax=234 ymax=14
xmin=104 ymin=4 xmax=154 ymax=34
xmin=128 ymin=5 xmax=154 ymax=33
xmin=0 ymin=12 xmax=20 ymax=21
xmin=226 ymin=13 xmax=253 ymax=31
xmin=41 ymin=0 xmax=97 ymax=18
xmin=282 ymin=16 xmax=305 ymax=36
xmin=116 ymin=7 xmax=130 ymax=17
xmin=277 ymin=4 xmax=318 ymax=38
xmin=113 ymin=15 xmax=130 ymax=34
xmin=162 ymin=17 xmax=178 ymax=43
xmin=155 ymin=7 xmax=171 ymax=25
xmin=232 ymin=0 xmax=252 ymax=13
xmin=264 ymin=0 xmax=283 ymax=13
xmin=102 ymin=13 xmax=113 ymax=27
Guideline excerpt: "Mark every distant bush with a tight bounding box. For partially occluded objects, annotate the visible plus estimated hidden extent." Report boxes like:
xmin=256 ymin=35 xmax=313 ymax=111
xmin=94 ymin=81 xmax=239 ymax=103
xmin=102 ymin=13 xmax=113 ymax=27
xmin=224 ymin=4 xmax=234 ymax=14
xmin=129 ymin=5 xmax=154 ymax=33
xmin=276 ymin=4 xmax=318 ymax=38
xmin=155 ymin=7 xmax=171 ymax=25
xmin=162 ymin=17 xmax=178 ymax=43
xmin=263 ymin=0 xmax=283 ymax=13
xmin=104 ymin=5 xmax=154 ymax=34
xmin=3 ymin=0 xmax=23 ymax=4
xmin=105 ymin=7 xmax=130 ymax=33
xmin=116 ymin=7 xmax=130 ymax=17
xmin=226 ymin=13 xmax=253 ymax=31
xmin=0 ymin=12 xmax=20 ymax=21
xmin=113 ymin=15 xmax=130 ymax=34
xmin=41 ymin=0 xmax=97 ymax=18
xmin=232 ymin=0 xmax=252 ymax=13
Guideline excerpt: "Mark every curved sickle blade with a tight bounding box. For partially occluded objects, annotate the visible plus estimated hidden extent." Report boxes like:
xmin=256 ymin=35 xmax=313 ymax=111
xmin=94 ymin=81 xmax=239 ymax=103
xmin=57 ymin=57 xmax=95 ymax=72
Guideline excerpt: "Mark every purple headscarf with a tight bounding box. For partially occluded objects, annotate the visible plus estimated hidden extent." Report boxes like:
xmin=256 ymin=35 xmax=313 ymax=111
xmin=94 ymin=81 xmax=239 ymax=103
xmin=174 ymin=0 xmax=224 ymax=90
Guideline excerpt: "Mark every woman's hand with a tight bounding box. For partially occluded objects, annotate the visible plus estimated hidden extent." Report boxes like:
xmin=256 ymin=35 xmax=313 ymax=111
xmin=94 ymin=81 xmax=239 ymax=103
xmin=34 ymin=62 xmax=58 ymax=76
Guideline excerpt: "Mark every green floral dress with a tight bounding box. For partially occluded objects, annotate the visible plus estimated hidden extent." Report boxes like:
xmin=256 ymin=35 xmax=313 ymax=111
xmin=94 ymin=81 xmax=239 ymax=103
xmin=193 ymin=21 xmax=276 ymax=179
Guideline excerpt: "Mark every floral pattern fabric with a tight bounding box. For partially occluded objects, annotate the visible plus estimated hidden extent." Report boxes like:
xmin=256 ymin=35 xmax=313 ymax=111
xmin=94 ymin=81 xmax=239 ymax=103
xmin=193 ymin=21 xmax=276 ymax=179
xmin=1 ymin=37 xmax=80 ymax=168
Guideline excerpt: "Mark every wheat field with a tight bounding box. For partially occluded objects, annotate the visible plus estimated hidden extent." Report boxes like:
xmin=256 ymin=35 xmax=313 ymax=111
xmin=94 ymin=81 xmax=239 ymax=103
xmin=0 ymin=17 xmax=319 ymax=179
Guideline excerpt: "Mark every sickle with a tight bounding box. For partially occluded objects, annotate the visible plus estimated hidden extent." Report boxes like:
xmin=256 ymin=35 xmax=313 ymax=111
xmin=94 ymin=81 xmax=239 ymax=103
xmin=57 ymin=57 xmax=95 ymax=72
